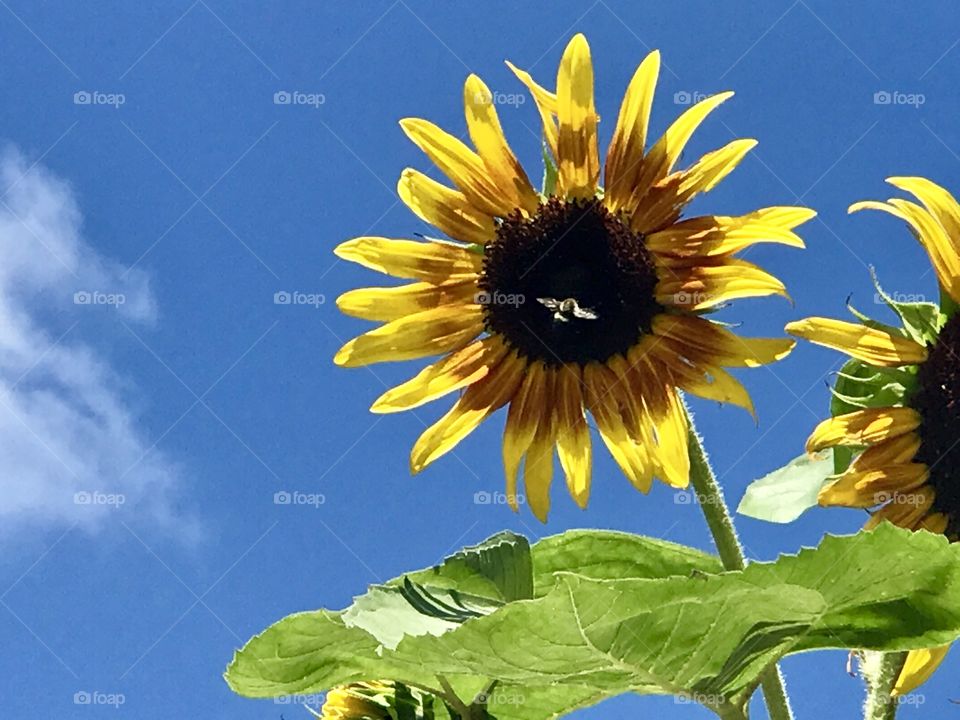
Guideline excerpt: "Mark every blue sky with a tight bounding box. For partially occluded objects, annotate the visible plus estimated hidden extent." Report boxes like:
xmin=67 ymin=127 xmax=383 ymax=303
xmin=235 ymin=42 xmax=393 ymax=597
xmin=0 ymin=1 xmax=957 ymax=718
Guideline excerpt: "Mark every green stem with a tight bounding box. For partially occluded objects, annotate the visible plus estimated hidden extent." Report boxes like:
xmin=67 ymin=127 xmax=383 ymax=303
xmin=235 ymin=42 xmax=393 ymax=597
xmin=684 ymin=404 xmax=794 ymax=720
xmin=862 ymin=651 xmax=905 ymax=720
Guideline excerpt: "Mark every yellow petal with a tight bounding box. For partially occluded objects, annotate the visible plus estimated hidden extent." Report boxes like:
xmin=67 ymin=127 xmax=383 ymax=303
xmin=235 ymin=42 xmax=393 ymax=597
xmin=851 ymin=195 xmax=960 ymax=303
xmin=334 ymin=236 xmax=482 ymax=281
xmin=889 ymin=198 xmax=960 ymax=303
xmin=865 ymin=486 xmax=935 ymax=530
xmin=397 ymin=169 xmax=496 ymax=245
xmin=400 ymin=118 xmax=514 ymax=217
xmin=656 ymin=258 xmax=789 ymax=310
xmin=410 ymin=351 xmax=526 ymax=473
xmin=337 ymin=280 xmax=477 ymax=322
xmin=887 ymin=176 xmax=960 ymax=252
xmin=648 ymin=345 xmax=755 ymax=418
xmin=785 ymin=317 xmax=927 ymax=367
xmin=604 ymin=353 xmax=647 ymax=440
xmin=463 ymin=75 xmax=539 ymax=215
xmin=584 ymin=363 xmax=654 ymax=493
xmin=851 ymin=433 xmax=922 ymax=472
xmin=604 ymin=50 xmax=660 ymax=213
xmin=646 ymin=207 xmax=814 ymax=258
xmin=633 ymin=139 xmax=756 ymax=233
xmin=630 ymin=91 xmax=734 ymax=207
xmin=652 ymin=314 xmax=795 ymax=368
xmin=502 ymin=362 xmax=548 ymax=509
xmin=555 ymin=34 xmax=599 ymax=199
xmin=505 ymin=60 xmax=559 ymax=162
xmin=631 ymin=354 xmax=690 ymax=489
xmin=806 ymin=407 xmax=921 ymax=453
xmin=887 ymin=176 xmax=960 ymax=302
xmin=893 ymin=646 xmax=950 ymax=696
xmin=371 ymin=336 xmax=509 ymax=413
xmin=334 ymin=305 xmax=483 ymax=367
xmin=554 ymin=366 xmax=592 ymax=509
xmin=817 ymin=463 xmax=929 ymax=508
xmin=918 ymin=512 xmax=950 ymax=534
xmin=524 ymin=392 xmax=557 ymax=523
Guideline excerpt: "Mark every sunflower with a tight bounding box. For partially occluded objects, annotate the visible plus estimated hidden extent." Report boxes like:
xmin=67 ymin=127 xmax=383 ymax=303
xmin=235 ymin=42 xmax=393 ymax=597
xmin=786 ymin=176 xmax=960 ymax=695
xmin=316 ymin=683 xmax=392 ymax=720
xmin=314 ymin=681 xmax=433 ymax=720
xmin=335 ymin=33 xmax=812 ymax=521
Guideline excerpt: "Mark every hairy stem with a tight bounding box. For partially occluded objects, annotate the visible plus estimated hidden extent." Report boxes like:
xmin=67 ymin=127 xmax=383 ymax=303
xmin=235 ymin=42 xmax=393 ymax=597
xmin=685 ymin=404 xmax=794 ymax=720
xmin=862 ymin=651 xmax=905 ymax=720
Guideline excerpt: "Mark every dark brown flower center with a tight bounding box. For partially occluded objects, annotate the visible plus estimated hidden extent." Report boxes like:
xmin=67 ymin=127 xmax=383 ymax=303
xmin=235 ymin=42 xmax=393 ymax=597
xmin=478 ymin=198 xmax=662 ymax=366
xmin=913 ymin=311 xmax=960 ymax=532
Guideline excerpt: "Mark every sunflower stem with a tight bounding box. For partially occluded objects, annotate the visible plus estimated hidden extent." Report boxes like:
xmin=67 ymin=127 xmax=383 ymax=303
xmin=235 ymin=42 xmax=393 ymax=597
xmin=683 ymin=403 xmax=794 ymax=720
xmin=862 ymin=651 xmax=905 ymax=720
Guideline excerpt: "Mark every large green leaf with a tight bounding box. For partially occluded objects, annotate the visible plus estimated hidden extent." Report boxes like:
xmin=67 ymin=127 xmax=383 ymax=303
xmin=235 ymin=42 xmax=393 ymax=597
xmin=226 ymin=526 xmax=960 ymax=719
xmin=737 ymin=451 xmax=834 ymax=523
xmin=531 ymin=529 xmax=722 ymax=595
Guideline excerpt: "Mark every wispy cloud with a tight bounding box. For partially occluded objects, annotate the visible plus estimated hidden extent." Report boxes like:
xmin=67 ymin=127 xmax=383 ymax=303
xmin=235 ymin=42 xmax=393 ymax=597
xmin=0 ymin=147 xmax=195 ymax=537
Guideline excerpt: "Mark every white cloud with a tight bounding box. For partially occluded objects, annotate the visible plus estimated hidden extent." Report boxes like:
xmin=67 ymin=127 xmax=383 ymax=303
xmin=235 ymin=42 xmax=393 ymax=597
xmin=0 ymin=147 xmax=196 ymax=537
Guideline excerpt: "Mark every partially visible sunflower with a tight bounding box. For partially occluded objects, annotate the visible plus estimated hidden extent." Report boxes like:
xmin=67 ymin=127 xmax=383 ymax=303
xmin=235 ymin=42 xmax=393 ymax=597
xmin=316 ymin=682 xmax=392 ymax=720
xmin=315 ymin=681 xmax=429 ymax=720
xmin=335 ymin=33 xmax=812 ymax=521
xmin=786 ymin=176 xmax=960 ymax=695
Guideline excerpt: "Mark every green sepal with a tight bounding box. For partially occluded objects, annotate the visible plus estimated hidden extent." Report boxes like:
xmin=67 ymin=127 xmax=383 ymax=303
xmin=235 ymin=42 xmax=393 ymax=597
xmin=871 ymin=267 xmax=944 ymax=344
xmin=540 ymin=141 xmax=558 ymax=198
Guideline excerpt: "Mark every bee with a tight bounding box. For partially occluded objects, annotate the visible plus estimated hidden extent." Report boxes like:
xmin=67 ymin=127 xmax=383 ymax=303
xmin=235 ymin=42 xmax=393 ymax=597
xmin=537 ymin=296 xmax=599 ymax=323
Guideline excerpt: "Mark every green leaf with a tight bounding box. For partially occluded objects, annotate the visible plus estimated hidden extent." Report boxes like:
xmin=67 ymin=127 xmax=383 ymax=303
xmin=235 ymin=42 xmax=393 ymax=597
xmin=226 ymin=610 xmax=386 ymax=696
xmin=343 ymin=583 xmax=501 ymax=650
xmin=531 ymin=529 xmax=722 ymax=595
xmin=387 ymin=525 xmax=960 ymax=710
xmin=344 ymin=532 xmax=532 ymax=651
xmin=737 ymin=451 xmax=834 ymax=523
xmin=227 ymin=527 xmax=960 ymax=719
xmin=400 ymin=530 xmax=533 ymax=603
